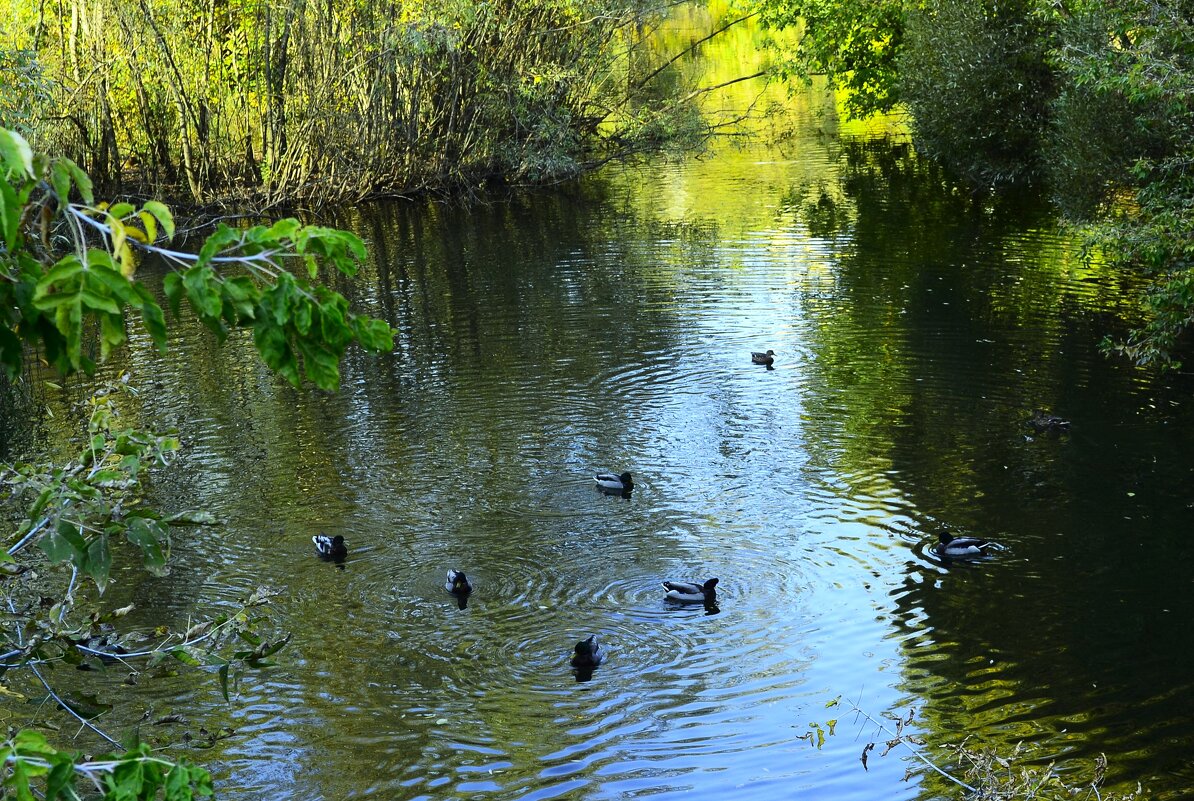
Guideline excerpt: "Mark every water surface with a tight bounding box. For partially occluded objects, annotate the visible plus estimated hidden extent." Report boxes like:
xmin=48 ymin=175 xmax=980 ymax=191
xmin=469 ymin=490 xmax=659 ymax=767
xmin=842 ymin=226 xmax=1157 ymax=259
xmin=7 ymin=102 xmax=1194 ymax=801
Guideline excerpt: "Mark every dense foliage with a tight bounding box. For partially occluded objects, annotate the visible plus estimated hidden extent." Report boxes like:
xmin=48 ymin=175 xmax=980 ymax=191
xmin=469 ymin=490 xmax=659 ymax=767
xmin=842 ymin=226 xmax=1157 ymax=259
xmin=0 ymin=128 xmax=394 ymax=388
xmin=746 ymin=0 xmax=1194 ymax=367
xmin=1 ymin=0 xmax=713 ymax=205
xmin=748 ymin=0 xmax=905 ymax=118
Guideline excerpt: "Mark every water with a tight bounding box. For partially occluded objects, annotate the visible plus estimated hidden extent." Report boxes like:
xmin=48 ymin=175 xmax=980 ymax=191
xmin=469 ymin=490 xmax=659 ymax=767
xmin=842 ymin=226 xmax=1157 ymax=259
xmin=6 ymin=123 xmax=1194 ymax=800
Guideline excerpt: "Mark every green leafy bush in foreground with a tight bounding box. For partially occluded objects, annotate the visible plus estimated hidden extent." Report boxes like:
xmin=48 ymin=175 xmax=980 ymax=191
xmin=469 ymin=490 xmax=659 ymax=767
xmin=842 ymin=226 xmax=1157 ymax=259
xmin=1 ymin=126 xmax=394 ymax=389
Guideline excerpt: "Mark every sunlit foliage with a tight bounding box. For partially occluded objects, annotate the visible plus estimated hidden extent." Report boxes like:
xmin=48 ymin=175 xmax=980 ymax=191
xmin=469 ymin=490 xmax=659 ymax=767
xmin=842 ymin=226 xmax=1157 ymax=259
xmin=1 ymin=0 xmax=723 ymax=204
xmin=747 ymin=0 xmax=907 ymax=118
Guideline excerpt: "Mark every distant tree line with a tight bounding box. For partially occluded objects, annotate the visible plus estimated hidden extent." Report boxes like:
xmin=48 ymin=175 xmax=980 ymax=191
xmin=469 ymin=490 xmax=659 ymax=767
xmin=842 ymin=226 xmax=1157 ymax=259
xmin=751 ymin=0 xmax=1194 ymax=368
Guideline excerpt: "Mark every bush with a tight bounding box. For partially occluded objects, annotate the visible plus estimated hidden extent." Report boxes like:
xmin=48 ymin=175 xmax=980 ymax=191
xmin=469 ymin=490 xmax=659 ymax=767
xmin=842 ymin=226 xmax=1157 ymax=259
xmin=899 ymin=0 xmax=1056 ymax=188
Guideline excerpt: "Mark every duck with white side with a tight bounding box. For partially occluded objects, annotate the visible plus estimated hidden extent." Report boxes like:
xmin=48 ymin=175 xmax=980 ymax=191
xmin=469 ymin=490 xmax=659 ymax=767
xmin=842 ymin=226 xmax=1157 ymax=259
xmin=595 ymin=471 xmax=633 ymax=493
xmin=312 ymin=533 xmax=348 ymax=561
xmin=934 ymin=532 xmax=1004 ymax=558
xmin=663 ymin=577 xmax=719 ymax=604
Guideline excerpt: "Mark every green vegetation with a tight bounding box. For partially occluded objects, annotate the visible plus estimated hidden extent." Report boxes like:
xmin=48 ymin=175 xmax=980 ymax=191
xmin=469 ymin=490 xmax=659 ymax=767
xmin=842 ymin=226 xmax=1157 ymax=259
xmin=0 ymin=128 xmax=394 ymax=388
xmin=747 ymin=0 xmax=1194 ymax=367
xmin=0 ymin=0 xmax=732 ymax=206
xmin=1 ymin=126 xmax=391 ymax=798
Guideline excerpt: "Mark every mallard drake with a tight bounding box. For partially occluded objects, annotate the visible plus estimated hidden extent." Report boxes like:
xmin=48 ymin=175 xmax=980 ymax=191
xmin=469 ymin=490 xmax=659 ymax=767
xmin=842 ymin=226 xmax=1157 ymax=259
xmin=663 ymin=577 xmax=719 ymax=604
xmin=751 ymin=350 xmax=775 ymax=366
xmin=934 ymin=532 xmax=1002 ymax=558
xmin=1028 ymin=411 xmax=1070 ymax=433
xmin=444 ymin=569 xmax=472 ymax=596
xmin=312 ymin=534 xmax=347 ymax=561
xmin=595 ymin=472 xmax=633 ymax=492
xmin=570 ymin=635 xmax=603 ymax=669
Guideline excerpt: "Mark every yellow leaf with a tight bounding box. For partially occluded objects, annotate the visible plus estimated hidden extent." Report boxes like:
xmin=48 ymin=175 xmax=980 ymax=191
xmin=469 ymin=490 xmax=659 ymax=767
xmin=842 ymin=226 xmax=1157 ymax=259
xmin=120 ymin=245 xmax=137 ymax=278
xmin=138 ymin=211 xmax=158 ymax=243
xmin=111 ymin=218 xmax=126 ymax=259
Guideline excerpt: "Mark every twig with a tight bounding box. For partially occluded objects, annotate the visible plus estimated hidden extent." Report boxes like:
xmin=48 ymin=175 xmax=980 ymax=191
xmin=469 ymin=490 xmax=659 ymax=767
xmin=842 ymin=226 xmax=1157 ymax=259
xmin=847 ymin=697 xmax=977 ymax=793
xmin=9 ymin=599 xmax=119 ymax=747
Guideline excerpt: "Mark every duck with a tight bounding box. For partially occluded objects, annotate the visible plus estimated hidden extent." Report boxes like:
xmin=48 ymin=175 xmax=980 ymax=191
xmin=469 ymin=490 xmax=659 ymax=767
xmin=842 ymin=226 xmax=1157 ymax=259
xmin=751 ymin=350 xmax=775 ymax=366
xmin=663 ymin=577 xmax=719 ymax=604
xmin=1028 ymin=411 xmax=1070 ymax=433
xmin=595 ymin=471 xmax=633 ymax=492
xmin=934 ymin=532 xmax=1002 ymax=558
xmin=312 ymin=533 xmax=347 ymax=562
xmin=444 ymin=569 xmax=472 ymax=596
xmin=570 ymin=635 xmax=604 ymax=669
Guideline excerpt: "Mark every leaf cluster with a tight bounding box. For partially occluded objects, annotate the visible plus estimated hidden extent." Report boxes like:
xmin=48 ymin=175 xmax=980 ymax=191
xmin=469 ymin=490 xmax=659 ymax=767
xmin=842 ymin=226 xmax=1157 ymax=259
xmin=2 ymin=382 xmax=184 ymax=593
xmin=1 ymin=127 xmax=394 ymax=390
xmin=748 ymin=0 xmax=908 ymax=119
xmin=1 ymin=730 xmax=213 ymax=800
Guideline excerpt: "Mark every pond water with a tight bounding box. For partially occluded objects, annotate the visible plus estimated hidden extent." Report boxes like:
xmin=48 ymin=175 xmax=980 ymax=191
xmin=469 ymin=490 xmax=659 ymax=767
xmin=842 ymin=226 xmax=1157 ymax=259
xmin=7 ymin=92 xmax=1194 ymax=801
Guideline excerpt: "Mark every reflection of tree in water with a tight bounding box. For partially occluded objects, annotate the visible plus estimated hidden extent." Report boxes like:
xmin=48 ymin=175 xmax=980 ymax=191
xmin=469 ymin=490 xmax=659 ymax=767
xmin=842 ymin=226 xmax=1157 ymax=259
xmin=784 ymin=134 xmax=1194 ymax=801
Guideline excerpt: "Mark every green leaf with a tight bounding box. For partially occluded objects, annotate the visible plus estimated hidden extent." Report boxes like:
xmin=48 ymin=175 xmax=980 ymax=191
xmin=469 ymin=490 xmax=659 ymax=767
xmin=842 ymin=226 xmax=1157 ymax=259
xmin=252 ymin=322 xmax=299 ymax=386
xmin=264 ymin=217 xmax=300 ymax=242
xmin=268 ymin=272 xmax=297 ymax=326
xmin=296 ymin=337 xmax=341 ymax=390
xmin=317 ymin=293 xmax=353 ymax=349
xmin=64 ymin=159 xmax=94 ymax=204
xmin=84 ymin=534 xmax=112 ymax=591
xmin=126 ymin=517 xmax=168 ymax=576
xmin=40 ymin=520 xmax=86 ymax=564
xmin=133 ymin=283 xmax=168 ymax=353
xmin=50 ymin=160 xmax=72 ymax=203
xmin=196 ymin=223 xmax=240 ymax=267
xmin=0 ymin=324 xmax=23 ymax=380
xmin=45 ymin=754 xmax=77 ymax=801
xmin=80 ymin=289 xmax=121 ymax=315
xmin=0 ymin=179 xmax=21 ymax=251
xmin=183 ymin=265 xmax=223 ymax=321
xmin=56 ymin=294 xmax=84 ymax=371
xmin=218 ymin=664 xmax=231 ymax=704
xmin=352 ymin=316 xmax=395 ymax=352
xmin=292 ymin=296 xmax=313 ymax=335
xmin=163 ymin=272 xmax=184 ymax=319
xmin=0 ymin=128 xmax=36 ymax=178
xmin=141 ymin=200 xmax=174 ymax=240
xmin=13 ymin=729 xmax=56 ymax=757
xmin=107 ymin=202 xmax=136 ymax=220
xmin=100 ymin=312 xmax=127 ymax=359
xmin=171 ymin=647 xmax=203 ymax=667
xmin=11 ymin=759 xmax=35 ymax=801
xmin=85 ymin=262 xmax=136 ymax=303
xmin=32 ymin=256 xmax=84 ymax=300
xmin=220 ymin=276 xmax=258 ymax=323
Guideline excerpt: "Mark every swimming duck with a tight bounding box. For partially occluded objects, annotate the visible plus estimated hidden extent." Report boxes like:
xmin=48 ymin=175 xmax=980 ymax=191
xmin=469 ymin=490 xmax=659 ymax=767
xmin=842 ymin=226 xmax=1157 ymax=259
xmin=663 ymin=577 xmax=719 ymax=604
xmin=934 ymin=532 xmax=1002 ymax=558
xmin=312 ymin=534 xmax=347 ymax=561
xmin=444 ymin=569 xmax=472 ymax=596
xmin=595 ymin=472 xmax=634 ymax=492
xmin=1028 ymin=411 xmax=1070 ymax=433
xmin=751 ymin=350 xmax=775 ymax=366
xmin=570 ymin=635 xmax=604 ymax=669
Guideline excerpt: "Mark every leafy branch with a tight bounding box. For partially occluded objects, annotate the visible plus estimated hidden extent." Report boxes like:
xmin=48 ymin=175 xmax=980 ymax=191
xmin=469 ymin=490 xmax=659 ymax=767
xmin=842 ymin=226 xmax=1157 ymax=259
xmin=1 ymin=379 xmax=290 ymax=798
xmin=1 ymin=126 xmax=394 ymax=390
